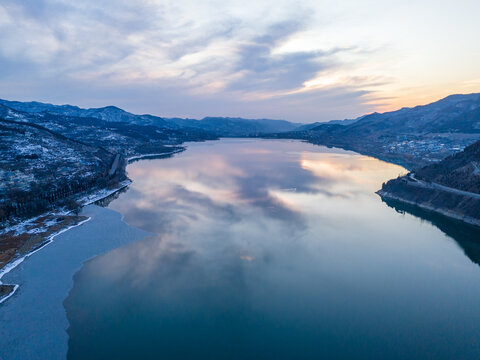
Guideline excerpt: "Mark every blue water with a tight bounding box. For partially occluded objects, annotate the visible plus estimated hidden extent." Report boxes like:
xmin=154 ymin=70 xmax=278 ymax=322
xmin=65 ymin=139 xmax=480 ymax=359
xmin=0 ymin=206 xmax=149 ymax=360
xmin=4 ymin=139 xmax=480 ymax=359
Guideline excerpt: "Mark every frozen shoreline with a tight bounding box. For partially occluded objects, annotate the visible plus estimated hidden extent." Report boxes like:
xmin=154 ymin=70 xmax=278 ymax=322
xmin=126 ymin=148 xmax=184 ymax=162
xmin=0 ymin=179 xmax=132 ymax=304
xmin=0 ymin=146 xmax=184 ymax=304
xmin=0 ymin=179 xmax=132 ymax=238
xmin=0 ymin=217 xmax=91 ymax=304
xmin=77 ymin=179 xmax=132 ymax=206
xmin=0 ymin=205 xmax=151 ymax=360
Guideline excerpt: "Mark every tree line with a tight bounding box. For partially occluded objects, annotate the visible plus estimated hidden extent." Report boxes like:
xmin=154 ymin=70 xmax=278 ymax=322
xmin=0 ymin=158 xmax=127 ymax=225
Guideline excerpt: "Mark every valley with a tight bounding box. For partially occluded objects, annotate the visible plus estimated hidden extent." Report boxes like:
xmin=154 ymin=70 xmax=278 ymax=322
xmin=2 ymin=93 xmax=480 ymax=304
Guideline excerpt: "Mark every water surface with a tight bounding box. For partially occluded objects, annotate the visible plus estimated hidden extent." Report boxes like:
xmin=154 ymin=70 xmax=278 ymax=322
xmin=65 ymin=139 xmax=480 ymax=359
xmin=0 ymin=206 xmax=149 ymax=360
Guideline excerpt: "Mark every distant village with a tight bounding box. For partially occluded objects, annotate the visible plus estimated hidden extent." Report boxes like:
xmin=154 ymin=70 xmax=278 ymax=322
xmin=382 ymin=136 xmax=469 ymax=163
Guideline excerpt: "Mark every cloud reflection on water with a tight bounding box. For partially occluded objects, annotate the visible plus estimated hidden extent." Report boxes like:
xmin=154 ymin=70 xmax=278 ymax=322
xmin=112 ymin=140 xmax=405 ymax=237
xmin=103 ymin=139 xmax=408 ymax=286
xmin=65 ymin=139 xmax=480 ymax=359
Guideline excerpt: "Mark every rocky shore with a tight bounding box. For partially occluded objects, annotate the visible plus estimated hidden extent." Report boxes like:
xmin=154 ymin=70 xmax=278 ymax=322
xmin=377 ymin=138 xmax=480 ymax=228
xmin=378 ymin=177 xmax=480 ymax=227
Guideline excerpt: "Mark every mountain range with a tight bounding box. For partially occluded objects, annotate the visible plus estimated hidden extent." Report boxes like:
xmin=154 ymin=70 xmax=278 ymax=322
xmin=0 ymin=99 xmax=299 ymax=136
xmin=2 ymin=92 xmax=480 ymax=228
xmin=274 ymin=93 xmax=480 ymax=169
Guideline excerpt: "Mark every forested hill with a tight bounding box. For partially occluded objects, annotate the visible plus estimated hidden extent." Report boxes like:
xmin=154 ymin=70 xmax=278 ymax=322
xmin=0 ymin=117 xmax=116 ymax=221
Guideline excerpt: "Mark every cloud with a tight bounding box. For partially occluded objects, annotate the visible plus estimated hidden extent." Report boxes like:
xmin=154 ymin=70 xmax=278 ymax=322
xmin=227 ymin=20 xmax=343 ymax=95
xmin=0 ymin=0 xmax=397 ymax=121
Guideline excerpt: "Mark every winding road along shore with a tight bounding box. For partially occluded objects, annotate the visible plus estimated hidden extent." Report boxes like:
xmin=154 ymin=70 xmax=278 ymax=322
xmin=378 ymin=172 xmax=480 ymax=227
xmin=407 ymin=173 xmax=480 ymax=200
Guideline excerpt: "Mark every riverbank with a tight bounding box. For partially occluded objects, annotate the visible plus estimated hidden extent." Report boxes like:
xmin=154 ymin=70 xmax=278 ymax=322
xmin=262 ymin=134 xmax=429 ymax=170
xmin=0 ymin=179 xmax=132 ymax=303
xmin=60 ymin=138 xmax=480 ymax=360
xmin=0 ymin=205 xmax=151 ymax=360
xmin=0 ymin=145 xmax=186 ymax=304
xmin=297 ymin=137 xmax=480 ymax=228
xmin=0 ymin=217 xmax=91 ymax=304
xmin=0 ymin=143 xmax=189 ymax=357
xmin=378 ymin=190 xmax=480 ymax=227
xmin=377 ymin=181 xmax=480 ymax=228
xmin=127 ymin=148 xmax=185 ymax=163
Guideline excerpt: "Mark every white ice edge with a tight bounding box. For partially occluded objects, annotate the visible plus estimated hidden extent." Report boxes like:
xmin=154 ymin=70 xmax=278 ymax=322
xmin=0 ymin=179 xmax=133 ymax=281
xmin=78 ymin=179 xmax=132 ymax=206
xmin=0 ymin=217 xmax=92 ymax=304
xmin=0 ymin=180 xmax=132 ymax=237
xmin=127 ymin=148 xmax=184 ymax=162
xmin=0 ymin=151 xmax=172 ymax=304
xmin=0 ymin=150 xmax=179 ymax=235
xmin=0 ymin=284 xmax=19 ymax=304
xmin=0 ymin=179 xmax=135 ymax=304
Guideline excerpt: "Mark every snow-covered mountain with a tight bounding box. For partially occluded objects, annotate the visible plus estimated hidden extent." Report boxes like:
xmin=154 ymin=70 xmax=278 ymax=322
xmin=0 ymin=99 xmax=301 ymax=136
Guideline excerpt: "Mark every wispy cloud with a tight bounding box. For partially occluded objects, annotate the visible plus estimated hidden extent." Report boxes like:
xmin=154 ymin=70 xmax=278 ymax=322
xmin=1 ymin=0 xmax=479 ymax=121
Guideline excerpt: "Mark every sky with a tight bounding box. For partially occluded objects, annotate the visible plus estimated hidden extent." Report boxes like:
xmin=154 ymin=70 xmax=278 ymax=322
xmin=0 ymin=0 xmax=479 ymax=123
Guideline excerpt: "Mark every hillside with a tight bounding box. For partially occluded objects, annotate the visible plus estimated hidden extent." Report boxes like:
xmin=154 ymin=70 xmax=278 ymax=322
xmin=275 ymin=93 xmax=480 ymax=169
xmin=0 ymin=117 xmax=116 ymax=221
xmin=295 ymin=117 xmax=360 ymax=131
xmin=0 ymin=99 xmax=300 ymax=136
xmin=414 ymin=140 xmax=480 ymax=193
xmin=181 ymin=117 xmax=299 ymax=135
xmin=0 ymin=104 xmax=210 ymax=157
xmin=0 ymin=100 xmax=217 ymax=226
xmin=378 ymin=139 xmax=480 ymax=226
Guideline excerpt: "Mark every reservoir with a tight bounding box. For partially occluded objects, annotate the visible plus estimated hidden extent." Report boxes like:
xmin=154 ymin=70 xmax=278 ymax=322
xmin=62 ymin=139 xmax=480 ymax=359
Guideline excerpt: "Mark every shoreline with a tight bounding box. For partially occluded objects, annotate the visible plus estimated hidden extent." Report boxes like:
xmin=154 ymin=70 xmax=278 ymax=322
xmin=0 ymin=217 xmax=92 ymax=304
xmin=2 ymin=139 xmax=477 ymax=303
xmin=310 ymin=140 xmax=480 ymax=228
xmin=0 ymin=180 xmax=132 ymax=304
xmin=0 ymin=179 xmax=132 ymax=238
xmin=0 ymin=205 xmax=152 ymax=360
xmin=377 ymin=190 xmax=480 ymax=227
xmin=126 ymin=148 xmax=184 ymax=163
xmin=77 ymin=179 xmax=132 ymax=206
xmin=0 ymin=146 xmax=186 ymax=304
